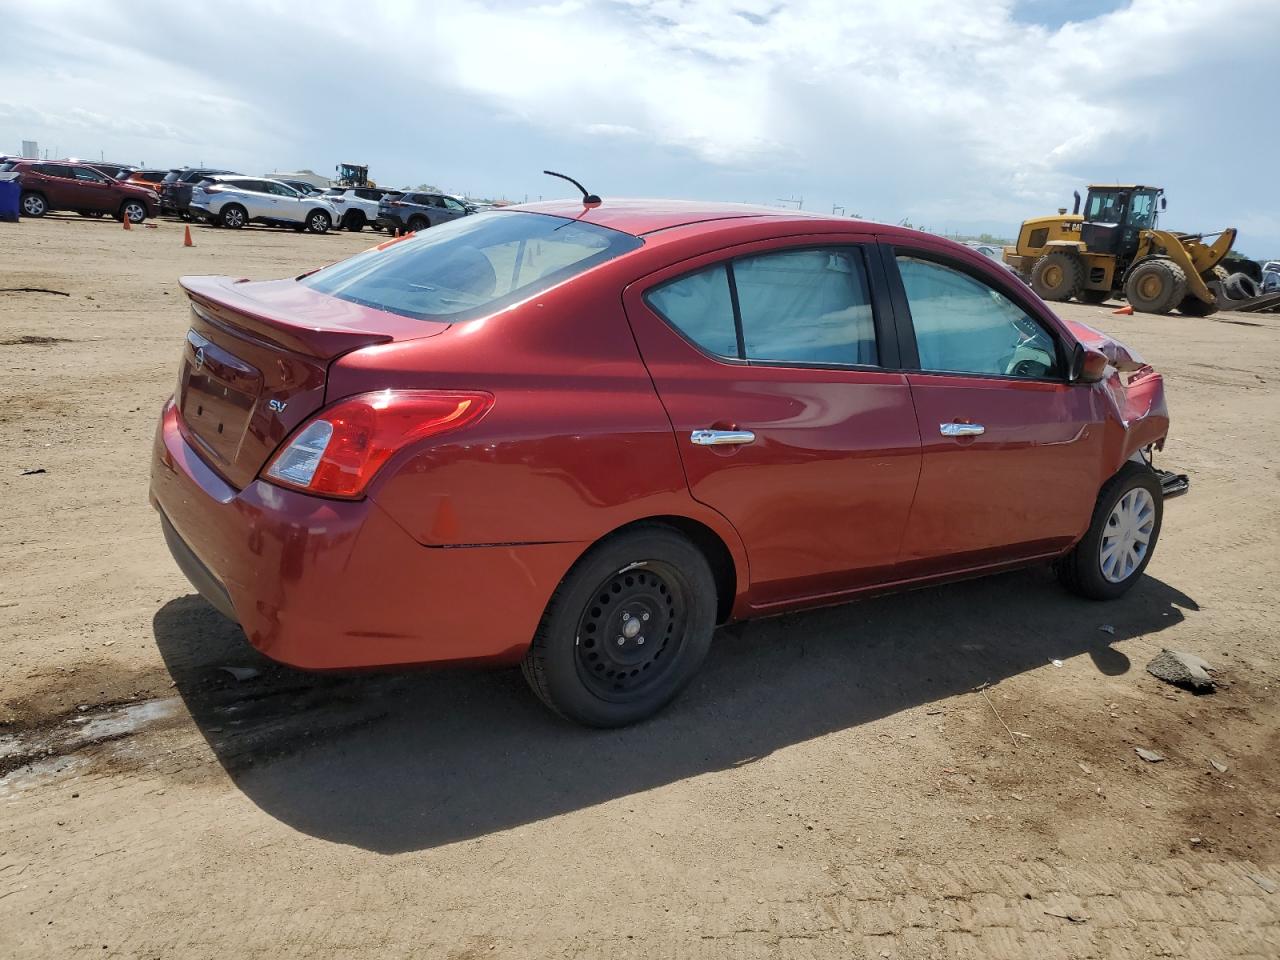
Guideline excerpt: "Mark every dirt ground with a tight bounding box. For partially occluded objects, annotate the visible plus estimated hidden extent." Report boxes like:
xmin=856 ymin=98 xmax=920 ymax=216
xmin=1 ymin=214 xmax=1278 ymax=959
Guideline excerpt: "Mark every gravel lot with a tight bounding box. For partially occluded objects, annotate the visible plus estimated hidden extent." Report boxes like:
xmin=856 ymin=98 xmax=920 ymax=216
xmin=2 ymin=214 xmax=1278 ymax=959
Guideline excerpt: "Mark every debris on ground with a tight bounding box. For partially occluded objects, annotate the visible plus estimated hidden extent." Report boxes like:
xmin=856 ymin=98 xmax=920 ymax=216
xmin=1 ymin=335 xmax=72 ymax=346
xmin=20 ymin=468 xmax=47 ymax=476
xmin=1249 ymin=873 xmax=1277 ymax=894
xmin=1135 ymin=748 xmax=1165 ymax=763
xmin=218 ymin=666 xmax=261 ymax=682
xmin=1146 ymin=649 xmax=1215 ymax=692
xmin=1098 ymin=624 xmax=1115 ymax=635
xmin=1044 ymin=910 xmax=1088 ymax=923
xmin=1210 ymin=759 xmax=1229 ymax=773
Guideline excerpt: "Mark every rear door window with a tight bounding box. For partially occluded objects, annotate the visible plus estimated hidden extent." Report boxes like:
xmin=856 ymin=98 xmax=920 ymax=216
xmin=645 ymin=246 xmax=879 ymax=366
xmin=645 ymin=266 xmax=738 ymax=358
xmin=895 ymin=254 xmax=1061 ymax=379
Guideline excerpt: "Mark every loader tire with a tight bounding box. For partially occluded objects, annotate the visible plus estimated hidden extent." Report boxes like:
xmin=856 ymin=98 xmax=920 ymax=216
xmin=1206 ymin=265 xmax=1229 ymax=283
xmin=1124 ymin=259 xmax=1186 ymax=315
xmin=1224 ymin=272 xmax=1259 ymax=301
xmin=1031 ymin=252 xmax=1083 ymax=301
xmin=1078 ymin=289 xmax=1111 ymax=305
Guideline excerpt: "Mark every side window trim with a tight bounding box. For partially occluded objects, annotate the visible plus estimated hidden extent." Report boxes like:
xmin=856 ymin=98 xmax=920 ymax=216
xmin=882 ymin=242 xmax=1068 ymax=381
xmin=644 ymin=241 xmax=893 ymax=371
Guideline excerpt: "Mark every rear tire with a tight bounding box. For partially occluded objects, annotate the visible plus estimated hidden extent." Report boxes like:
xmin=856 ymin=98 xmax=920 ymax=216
xmin=1124 ymin=259 xmax=1186 ymax=315
xmin=1056 ymin=463 xmax=1163 ymax=600
xmin=343 ymin=211 xmax=365 ymax=232
xmin=1030 ymin=252 xmax=1083 ymax=301
xmin=520 ymin=525 xmax=717 ymax=727
xmin=219 ymin=204 xmax=247 ymax=229
xmin=20 ymin=192 xmax=47 ymax=217
xmin=407 ymin=215 xmax=429 ymax=233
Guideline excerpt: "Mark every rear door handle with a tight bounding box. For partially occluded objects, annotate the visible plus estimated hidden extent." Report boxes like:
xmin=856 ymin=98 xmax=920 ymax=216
xmin=940 ymin=422 xmax=985 ymax=437
xmin=691 ymin=429 xmax=756 ymax=446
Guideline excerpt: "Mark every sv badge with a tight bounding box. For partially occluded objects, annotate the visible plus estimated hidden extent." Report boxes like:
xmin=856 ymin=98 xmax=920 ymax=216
xmin=267 ymin=399 xmax=288 ymax=414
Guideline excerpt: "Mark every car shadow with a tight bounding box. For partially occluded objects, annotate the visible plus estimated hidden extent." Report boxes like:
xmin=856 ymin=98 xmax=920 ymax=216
xmin=152 ymin=566 xmax=1197 ymax=854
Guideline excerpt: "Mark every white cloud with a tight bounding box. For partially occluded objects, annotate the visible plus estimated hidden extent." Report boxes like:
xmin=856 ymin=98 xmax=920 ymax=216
xmin=1 ymin=0 xmax=1278 ymax=251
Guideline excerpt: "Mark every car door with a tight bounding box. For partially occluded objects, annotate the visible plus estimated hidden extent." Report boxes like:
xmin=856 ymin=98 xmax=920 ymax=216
xmin=40 ymin=163 xmax=79 ymax=209
xmin=72 ymin=166 xmax=114 ymax=212
xmin=884 ymin=239 xmax=1107 ymax=576
xmin=439 ymin=195 xmax=468 ymax=222
xmin=238 ymin=180 xmax=274 ymax=220
xmin=268 ymin=181 xmax=305 ymax=221
xmin=624 ymin=239 xmax=922 ymax=609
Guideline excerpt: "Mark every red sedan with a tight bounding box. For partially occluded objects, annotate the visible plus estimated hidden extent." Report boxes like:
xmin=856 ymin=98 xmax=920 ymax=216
xmin=150 ymin=199 xmax=1185 ymax=726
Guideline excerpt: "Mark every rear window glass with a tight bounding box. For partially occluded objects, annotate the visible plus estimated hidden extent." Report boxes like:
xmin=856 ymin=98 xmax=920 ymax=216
xmin=302 ymin=211 xmax=642 ymax=322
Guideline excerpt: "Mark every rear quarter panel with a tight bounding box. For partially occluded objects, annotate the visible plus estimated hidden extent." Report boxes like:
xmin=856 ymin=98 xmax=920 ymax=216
xmin=324 ymin=262 xmax=750 ymax=601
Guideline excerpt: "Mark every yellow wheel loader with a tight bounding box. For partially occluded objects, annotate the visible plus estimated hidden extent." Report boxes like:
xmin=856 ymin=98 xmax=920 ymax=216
xmin=1003 ymin=185 xmax=1239 ymax=316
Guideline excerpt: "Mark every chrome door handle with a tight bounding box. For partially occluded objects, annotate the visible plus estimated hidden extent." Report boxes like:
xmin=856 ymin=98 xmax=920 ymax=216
xmin=691 ymin=429 xmax=756 ymax=446
xmin=940 ymin=422 xmax=985 ymax=437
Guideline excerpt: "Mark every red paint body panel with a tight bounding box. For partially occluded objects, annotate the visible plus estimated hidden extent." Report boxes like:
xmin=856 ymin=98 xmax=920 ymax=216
xmin=148 ymin=199 xmax=1177 ymax=672
xmin=151 ymin=401 xmax=582 ymax=669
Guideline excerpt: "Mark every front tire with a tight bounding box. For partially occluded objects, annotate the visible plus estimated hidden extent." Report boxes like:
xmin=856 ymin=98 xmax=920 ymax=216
xmin=120 ymin=200 xmax=147 ymax=224
xmin=1056 ymin=463 xmax=1163 ymax=600
xmin=1030 ymin=252 xmax=1083 ymax=301
xmin=1124 ymin=259 xmax=1187 ymax=314
xmin=306 ymin=210 xmax=331 ymax=234
xmin=521 ymin=525 xmax=717 ymax=727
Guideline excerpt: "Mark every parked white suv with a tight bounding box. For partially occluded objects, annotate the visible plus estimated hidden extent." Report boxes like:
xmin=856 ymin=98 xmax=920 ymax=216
xmin=190 ymin=176 xmax=337 ymax=233
xmin=320 ymin=186 xmax=401 ymax=232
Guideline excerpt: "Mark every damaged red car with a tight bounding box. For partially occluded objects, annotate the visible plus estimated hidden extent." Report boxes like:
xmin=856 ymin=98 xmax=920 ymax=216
xmin=150 ymin=199 xmax=1187 ymax=726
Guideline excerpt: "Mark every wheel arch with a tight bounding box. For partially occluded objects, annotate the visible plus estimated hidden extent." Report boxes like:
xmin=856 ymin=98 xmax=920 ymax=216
xmin=573 ymin=514 xmax=745 ymax=625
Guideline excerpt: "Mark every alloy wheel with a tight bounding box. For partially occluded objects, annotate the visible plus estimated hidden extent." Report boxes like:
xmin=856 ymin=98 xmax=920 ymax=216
xmin=1099 ymin=487 xmax=1155 ymax=583
xmin=23 ymin=195 xmax=46 ymax=216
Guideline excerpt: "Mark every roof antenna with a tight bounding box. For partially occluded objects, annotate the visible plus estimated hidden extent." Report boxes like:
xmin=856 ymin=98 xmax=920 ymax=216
xmin=543 ymin=170 xmax=601 ymax=205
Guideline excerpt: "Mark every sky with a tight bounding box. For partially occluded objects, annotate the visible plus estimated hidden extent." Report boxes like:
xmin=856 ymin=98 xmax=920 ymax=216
xmin=2 ymin=0 xmax=1278 ymax=255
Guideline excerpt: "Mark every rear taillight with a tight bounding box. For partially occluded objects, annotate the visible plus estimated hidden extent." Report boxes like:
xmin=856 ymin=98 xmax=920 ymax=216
xmin=262 ymin=389 xmax=493 ymax=499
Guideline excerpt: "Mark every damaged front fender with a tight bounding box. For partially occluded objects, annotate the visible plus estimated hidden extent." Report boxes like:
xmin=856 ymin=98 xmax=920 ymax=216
xmin=1066 ymin=319 xmax=1170 ymax=464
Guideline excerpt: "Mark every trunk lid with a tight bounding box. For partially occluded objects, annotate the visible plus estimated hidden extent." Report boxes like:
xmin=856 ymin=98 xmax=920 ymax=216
xmin=177 ymin=275 xmax=446 ymax=488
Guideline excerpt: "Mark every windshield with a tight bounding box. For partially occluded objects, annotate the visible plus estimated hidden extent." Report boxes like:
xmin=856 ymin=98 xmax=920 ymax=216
xmin=1126 ymin=190 xmax=1159 ymax=228
xmin=301 ymin=210 xmax=642 ymax=322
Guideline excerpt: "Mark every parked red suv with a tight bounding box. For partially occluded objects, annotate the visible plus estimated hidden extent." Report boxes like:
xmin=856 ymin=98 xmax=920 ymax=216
xmin=2 ymin=160 xmax=158 ymax=222
xmin=150 ymin=199 xmax=1186 ymax=726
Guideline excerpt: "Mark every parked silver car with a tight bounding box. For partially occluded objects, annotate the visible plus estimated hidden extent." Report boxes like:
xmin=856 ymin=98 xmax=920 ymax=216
xmin=190 ymin=176 xmax=337 ymax=233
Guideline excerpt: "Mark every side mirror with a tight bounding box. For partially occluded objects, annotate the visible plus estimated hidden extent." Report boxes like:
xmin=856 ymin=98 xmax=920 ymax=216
xmin=1160 ymin=197 xmax=1167 ymax=210
xmin=1070 ymin=343 xmax=1109 ymax=383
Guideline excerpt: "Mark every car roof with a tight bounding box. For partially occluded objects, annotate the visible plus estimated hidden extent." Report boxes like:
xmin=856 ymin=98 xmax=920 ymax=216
xmin=508 ymin=198 xmax=874 ymax=238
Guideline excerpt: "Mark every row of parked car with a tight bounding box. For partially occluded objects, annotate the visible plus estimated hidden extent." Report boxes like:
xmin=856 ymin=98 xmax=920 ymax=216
xmin=0 ymin=156 xmax=486 ymax=235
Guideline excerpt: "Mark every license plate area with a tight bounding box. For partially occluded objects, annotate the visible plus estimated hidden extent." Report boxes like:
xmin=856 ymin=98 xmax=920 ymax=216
xmin=178 ymin=329 xmax=263 ymax=467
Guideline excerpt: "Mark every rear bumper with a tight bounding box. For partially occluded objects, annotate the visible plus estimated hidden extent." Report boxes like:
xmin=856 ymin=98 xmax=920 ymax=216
xmin=149 ymin=400 xmax=582 ymax=670
xmin=377 ymin=213 xmax=405 ymax=230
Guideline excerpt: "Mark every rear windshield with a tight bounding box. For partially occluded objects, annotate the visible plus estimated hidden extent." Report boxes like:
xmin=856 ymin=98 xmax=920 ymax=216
xmin=301 ymin=210 xmax=642 ymax=322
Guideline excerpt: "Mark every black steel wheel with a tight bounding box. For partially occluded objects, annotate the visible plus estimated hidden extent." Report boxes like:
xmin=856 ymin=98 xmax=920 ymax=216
xmin=574 ymin=561 xmax=689 ymax=702
xmin=522 ymin=525 xmax=717 ymax=727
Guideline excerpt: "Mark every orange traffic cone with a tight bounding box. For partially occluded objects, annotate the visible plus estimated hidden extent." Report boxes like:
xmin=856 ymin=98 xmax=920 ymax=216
xmin=1113 ymin=304 xmax=1134 ymax=315
xmin=183 ymin=225 xmax=194 ymax=247
xmin=122 ymin=214 xmax=132 ymax=231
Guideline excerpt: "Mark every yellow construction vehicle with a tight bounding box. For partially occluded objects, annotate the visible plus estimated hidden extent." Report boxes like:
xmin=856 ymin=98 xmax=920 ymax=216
xmin=1004 ymin=184 xmax=1236 ymax=316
